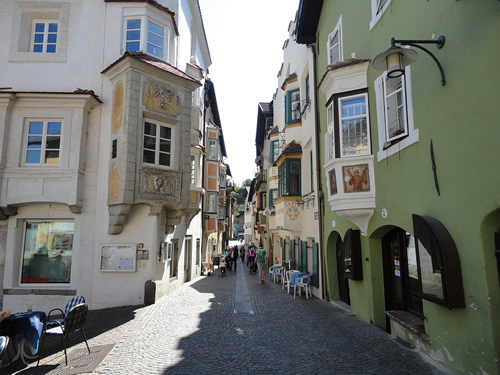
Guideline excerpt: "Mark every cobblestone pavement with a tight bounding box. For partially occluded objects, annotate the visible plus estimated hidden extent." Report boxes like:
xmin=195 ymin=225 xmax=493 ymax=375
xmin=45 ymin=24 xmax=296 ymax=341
xmin=2 ymin=263 xmax=451 ymax=375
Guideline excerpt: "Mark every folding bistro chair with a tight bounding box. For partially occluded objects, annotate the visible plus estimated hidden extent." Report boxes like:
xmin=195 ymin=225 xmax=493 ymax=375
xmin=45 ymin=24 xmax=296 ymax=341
xmin=46 ymin=296 xmax=85 ymax=329
xmin=37 ymin=303 xmax=90 ymax=366
xmin=0 ymin=336 xmax=12 ymax=368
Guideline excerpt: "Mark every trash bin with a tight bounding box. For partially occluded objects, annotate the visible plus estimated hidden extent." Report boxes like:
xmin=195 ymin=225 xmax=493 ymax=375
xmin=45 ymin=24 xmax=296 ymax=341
xmin=212 ymin=255 xmax=221 ymax=268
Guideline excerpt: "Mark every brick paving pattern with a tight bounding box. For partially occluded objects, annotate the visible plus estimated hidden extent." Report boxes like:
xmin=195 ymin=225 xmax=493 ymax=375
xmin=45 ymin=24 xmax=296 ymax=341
xmin=1 ymin=264 xmax=450 ymax=375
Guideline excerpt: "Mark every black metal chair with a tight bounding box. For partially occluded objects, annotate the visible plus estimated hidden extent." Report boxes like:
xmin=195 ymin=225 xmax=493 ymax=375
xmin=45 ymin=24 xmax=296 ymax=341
xmin=37 ymin=303 xmax=90 ymax=366
xmin=45 ymin=296 xmax=85 ymax=329
xmin=0 ymin=336 xmax=12 ymax=368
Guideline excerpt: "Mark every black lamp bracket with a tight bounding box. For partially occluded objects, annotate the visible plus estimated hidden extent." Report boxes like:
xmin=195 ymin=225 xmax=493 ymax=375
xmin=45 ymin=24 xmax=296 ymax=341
xmin=391 ymin=36 xmax=446 ymax=86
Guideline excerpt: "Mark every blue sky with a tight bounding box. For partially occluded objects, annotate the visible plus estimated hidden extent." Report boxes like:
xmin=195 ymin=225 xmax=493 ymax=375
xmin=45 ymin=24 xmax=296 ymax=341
xmin=198 ymin=0 xmax=299 ymax=187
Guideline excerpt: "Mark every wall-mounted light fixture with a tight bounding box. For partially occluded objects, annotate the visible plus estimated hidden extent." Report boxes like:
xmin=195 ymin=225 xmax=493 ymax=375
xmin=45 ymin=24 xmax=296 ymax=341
xmin=372 ymin=36 xmax=446 ymax=86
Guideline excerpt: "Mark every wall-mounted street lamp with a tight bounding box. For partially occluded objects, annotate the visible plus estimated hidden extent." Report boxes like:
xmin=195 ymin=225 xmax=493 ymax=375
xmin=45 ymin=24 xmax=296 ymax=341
xmin=372 ymin=36 xmax=446 ymax=86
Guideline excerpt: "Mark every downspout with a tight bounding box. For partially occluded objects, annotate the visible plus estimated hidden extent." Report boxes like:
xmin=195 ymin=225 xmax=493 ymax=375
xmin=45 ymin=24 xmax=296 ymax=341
xmin=308 ymin=44 xmax=326 ymax=301
xmin=202 ymin=80 xmax=209 ymax=262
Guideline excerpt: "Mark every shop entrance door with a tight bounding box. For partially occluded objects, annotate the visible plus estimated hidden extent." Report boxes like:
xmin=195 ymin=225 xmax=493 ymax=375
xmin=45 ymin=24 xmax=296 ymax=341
xmin=336 ymin=236 xmax=350 ymax=305
xmin=382 ymin=228 xmax=423 ymax=332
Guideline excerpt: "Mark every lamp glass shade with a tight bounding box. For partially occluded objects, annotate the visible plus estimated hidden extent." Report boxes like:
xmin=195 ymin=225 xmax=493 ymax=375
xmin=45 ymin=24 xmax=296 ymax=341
xmin=386 ymin=52 xmax=404 ymax=78
xmin=372 ymin=46 xmax=418 ymax=75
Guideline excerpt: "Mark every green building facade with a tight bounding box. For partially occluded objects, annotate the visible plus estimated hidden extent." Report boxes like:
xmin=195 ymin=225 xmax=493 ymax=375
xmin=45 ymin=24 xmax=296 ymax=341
xmin=295 ymin=1 xmax=500 ymax=373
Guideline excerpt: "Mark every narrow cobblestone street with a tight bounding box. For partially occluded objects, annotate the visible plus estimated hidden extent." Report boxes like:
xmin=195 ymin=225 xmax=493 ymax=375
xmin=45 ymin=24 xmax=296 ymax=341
xmin=3 ymin=264 xmax=450 ymax=375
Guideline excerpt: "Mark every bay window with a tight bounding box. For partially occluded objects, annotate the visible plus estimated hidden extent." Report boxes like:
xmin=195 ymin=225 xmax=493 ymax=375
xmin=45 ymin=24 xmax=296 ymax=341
xmin=285 ymin=89 xmax=301 ymax=125
xmin=125 ymin=16 xmax=172 ymax=62
xmin=270 ymin=140 xmax=279 ymax=163
xmin=21 ymin=221 xmax=73 ymax=284
xmin=325 ymin=91 xmax=370 ymax=161
xmin=143 ymin=121 xmax=172 ymax=167
xmin=208 ymin=139 xmax=218 ymax=160
xmin=269 ymin=189 xmax=278 ymax=207
xmin=25 ymin=120 xmax=62 ymax=165
xmin=207 ymin=192 xmax=217 ymax=213
xmin=339 ymin=93 xmax=370 ymax=157
xmin=278 ymin=159 xmax=301 ymax=197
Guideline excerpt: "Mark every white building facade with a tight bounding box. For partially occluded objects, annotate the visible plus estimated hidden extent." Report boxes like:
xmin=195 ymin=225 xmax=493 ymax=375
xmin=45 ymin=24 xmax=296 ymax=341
xmin=0 ymin=0 xmax=212 ymax=311
xmin=255 ymin=20 xmax=323 ymax=297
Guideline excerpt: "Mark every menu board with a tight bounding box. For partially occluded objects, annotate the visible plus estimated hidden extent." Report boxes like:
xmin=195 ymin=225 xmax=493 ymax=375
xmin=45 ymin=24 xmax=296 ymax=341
xmin=100 ymin=244 xmax=136 ymax=272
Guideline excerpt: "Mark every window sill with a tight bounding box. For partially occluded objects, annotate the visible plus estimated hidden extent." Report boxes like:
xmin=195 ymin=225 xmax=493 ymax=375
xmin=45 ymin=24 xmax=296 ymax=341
xmin=4 ymin=288 xmax=76 ymax=296
xmin=377 ymin=129 xmax=419 ymax=161
xmin=386 ymin=310 xmax=431 ymax=344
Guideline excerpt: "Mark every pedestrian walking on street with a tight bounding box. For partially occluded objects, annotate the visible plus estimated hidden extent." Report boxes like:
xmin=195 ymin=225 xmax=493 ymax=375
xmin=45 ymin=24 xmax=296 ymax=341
xmin=247 ymin=246 xmax=256 ymax=273
xmin=240 ymin=246 xmax=245 ymax=263
xmin=231 ymin=246 xmax=238 ymax=271
xmin=256 ymin=246 xmax=267 ymax=284
xmin=225 ymin=248 xmax=232 ymax=271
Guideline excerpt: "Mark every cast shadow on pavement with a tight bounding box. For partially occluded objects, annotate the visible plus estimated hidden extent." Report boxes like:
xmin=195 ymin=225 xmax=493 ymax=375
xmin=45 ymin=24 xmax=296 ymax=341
xmin=1 ymin=305 xmax=140 ymax=375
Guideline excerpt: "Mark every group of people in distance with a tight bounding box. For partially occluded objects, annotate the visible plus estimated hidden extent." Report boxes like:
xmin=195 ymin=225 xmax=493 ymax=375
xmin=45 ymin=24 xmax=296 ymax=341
xmin=220 ymin=244 xmax=267 ymax=284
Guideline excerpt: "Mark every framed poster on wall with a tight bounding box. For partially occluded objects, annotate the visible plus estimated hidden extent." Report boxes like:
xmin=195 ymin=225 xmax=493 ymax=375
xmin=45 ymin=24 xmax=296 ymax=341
xmin=100 ymin=244 xmax=137 ymax=272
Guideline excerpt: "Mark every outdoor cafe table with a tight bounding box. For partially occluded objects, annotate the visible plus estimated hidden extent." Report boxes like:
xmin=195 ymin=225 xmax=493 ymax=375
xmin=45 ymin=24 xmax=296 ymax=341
xmin=0 ymin=311 xmax=46 ymax=365
xmin=289 ymin=271 xmax=309 ymax=288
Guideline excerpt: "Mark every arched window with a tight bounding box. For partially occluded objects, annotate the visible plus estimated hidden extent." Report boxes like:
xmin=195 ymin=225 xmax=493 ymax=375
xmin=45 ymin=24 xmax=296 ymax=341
xmin=412 ymin=214 xmax=465 ymax=308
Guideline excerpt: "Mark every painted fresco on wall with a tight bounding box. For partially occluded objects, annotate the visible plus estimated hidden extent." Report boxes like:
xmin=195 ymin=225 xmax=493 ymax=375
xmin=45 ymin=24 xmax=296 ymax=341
xmin=343 ymin=164 xmax=370 ymax=193
xmin=329 ymin=168 xmax=337 ymax=195
xmin=144 ymin=81 xmax=180 ymax=116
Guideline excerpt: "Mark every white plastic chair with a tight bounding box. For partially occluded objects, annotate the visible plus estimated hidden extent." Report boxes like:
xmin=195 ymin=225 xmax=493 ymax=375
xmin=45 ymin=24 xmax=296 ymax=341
xmin=294 ymin=274 xmax=312 ymax=299
xmin=279 ymin=266 xmax=287 ymax=288
xmin=283 ymin=270 xmax=297 ymax=293
xmin=270 ymin=265 xmax=283 ymax=283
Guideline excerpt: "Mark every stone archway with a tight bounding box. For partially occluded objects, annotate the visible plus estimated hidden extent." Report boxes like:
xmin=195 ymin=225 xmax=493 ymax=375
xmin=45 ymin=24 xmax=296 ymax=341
xmin=324 ymin=231 xmax=341 ymax=302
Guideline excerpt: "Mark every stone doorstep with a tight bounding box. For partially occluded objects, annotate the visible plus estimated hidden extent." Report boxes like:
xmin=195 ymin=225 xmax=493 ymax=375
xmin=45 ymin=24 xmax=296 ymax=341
xmin=386 ymin=310 xmax=431 ymax=344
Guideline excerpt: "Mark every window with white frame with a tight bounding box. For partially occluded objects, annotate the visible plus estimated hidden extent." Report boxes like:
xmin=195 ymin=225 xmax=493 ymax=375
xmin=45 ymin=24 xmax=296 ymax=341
xmin=325 ymin=93 xmax=371 ymax=160
xmin=190 ymin=155 xmax=196 ymax=185
xmin=370 ymin=0 xmax=392 ymax=29
xmin=32 ymin=21 xmax=58 ymax=53
xmin=285 ymin=89 xmax=301 ymax=125
xmin=278 ymin=159 xmax=301 ymax=197
xmin=325 ymin=102 xmax=335 ymax=162
xmin=207 ymin=192 xmax=217 ymax=213
xmin=339 ymin=93 xmax=370 ymax=157
xmin=170 ymin=239 xmax=179 ymax=278
xmin=270 ymin=140 xmax=280 ymax=163
xmin=142 ymin=121 xmax=172 ymax=167
xmin=208 ymin=139 xmax=218 ymax=160
xmin=269 ymin=189 xmax=278 ymax=208
xmin=125 ymin=19 xmax=141 ymax=51
xmin=327 ymin=18 xmax=342 ymax=65
xmin=374 ymin=69 xmax=417 ymax=160
xmin=21 ymin=221 xmax=73 ymax=284
xmin=220 ymin=173 xmax=226 ymax=188
xmin=25 ymin=120 xmax=62 ymax=165
xmin=10 ymin=3 xmax=69 ymax=63
xmin=125 ymin=16 xmax=172 ymax=61
xmin=192 ymin=87 xmax=201 ymax=106
xmin=384 ymin=75 xmax=408 ymax=143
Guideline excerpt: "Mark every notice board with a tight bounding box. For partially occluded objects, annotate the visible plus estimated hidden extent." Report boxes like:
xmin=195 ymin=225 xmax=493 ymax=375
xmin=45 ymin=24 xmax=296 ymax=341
xmin=100 ymin=244 xmax=137 ymax=272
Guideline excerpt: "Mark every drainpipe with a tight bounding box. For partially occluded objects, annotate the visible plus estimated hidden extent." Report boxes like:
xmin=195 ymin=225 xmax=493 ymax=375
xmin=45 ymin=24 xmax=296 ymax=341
xmin=202 ymin=80 xmax=209 ymax=263
xmin=308 ymin=44 xmax=326 ymax=301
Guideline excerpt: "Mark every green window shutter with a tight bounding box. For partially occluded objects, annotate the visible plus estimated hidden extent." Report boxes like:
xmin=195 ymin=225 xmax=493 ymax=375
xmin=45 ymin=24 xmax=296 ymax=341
xmin=270 ymin=141 xmax=275 ymax=162
xmin=312 ymin=242 xmax=319 ymax=287
xmin=290 ymin=239 xmax=295 ymax=261
xmin=301 ymin=240 xmax=308 ymax=272
xmin=285 ymin=91 xmax=291 ymax=124
xmin=281 ymin=238 xmax=285 ymax=264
